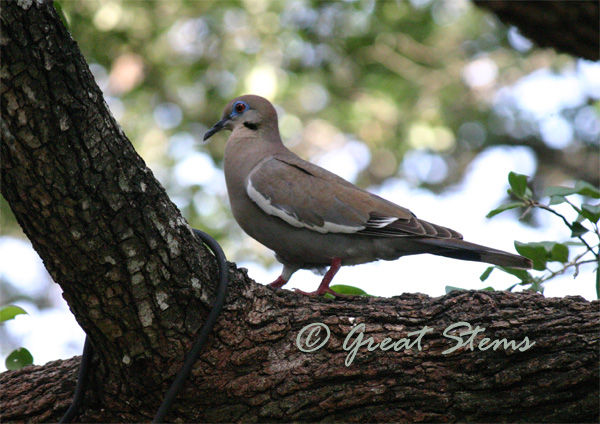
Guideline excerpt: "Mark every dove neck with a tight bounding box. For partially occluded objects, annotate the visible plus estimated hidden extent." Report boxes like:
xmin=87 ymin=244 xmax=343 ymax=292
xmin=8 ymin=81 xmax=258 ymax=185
xmin=223 ymin=132 xmax=288 ymax=196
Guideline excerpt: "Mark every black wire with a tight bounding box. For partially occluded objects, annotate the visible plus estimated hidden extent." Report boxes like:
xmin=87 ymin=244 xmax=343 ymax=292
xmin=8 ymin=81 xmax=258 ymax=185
xmin=59 ymin=228 xmax=229 ymax=423
xmin=152 ymin=228 xmax=229 ymax=423
xmin=59 ymin=336 xmax=93 ymax=423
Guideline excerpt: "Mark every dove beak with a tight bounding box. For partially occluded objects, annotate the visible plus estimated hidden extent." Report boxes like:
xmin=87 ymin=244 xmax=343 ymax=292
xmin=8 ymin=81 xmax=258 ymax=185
xmin=203 ymin=118 xmax=229 ymax=142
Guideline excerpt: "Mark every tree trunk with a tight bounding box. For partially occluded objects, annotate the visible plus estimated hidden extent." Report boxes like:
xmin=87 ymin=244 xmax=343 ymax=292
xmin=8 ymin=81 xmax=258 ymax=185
xmin=1 ymin=1 xmax=598 ymax=423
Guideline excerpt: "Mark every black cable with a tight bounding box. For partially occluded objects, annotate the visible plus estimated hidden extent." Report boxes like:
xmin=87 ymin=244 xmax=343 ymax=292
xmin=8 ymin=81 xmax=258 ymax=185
xmin=152 ymin=228 xmax=229 ymax=423
xmin=59 ymin=335 xmax=93 ymax=423
xmin=59 ymin=228 xmax=229 ymax=423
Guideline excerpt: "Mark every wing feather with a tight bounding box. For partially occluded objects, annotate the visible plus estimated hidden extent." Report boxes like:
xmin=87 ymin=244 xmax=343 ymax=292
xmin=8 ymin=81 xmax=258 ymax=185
xmin=247 ymin=155 xmax=461 ymax=239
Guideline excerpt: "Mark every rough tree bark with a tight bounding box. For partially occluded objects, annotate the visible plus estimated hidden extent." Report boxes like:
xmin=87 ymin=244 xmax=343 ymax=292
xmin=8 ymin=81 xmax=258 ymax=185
xmin=1 ymin=1 xmax=598 ymax=423
xmin=473 ymin=0 xmax=599 ymax=62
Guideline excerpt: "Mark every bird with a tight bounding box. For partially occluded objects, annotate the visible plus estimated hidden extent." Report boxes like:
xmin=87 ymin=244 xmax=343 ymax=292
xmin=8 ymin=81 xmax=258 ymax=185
xmin=203 ymin=94 xmax=533 ymax=296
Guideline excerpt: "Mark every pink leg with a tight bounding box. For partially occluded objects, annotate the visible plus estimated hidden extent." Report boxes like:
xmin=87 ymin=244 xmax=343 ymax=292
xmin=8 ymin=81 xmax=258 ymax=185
xmin=296 ymin=258 xmax=344 ymax=297
xmin=269 ymin=265 xmax=297 ymax=289
xmin=269 ymin=275 xmax=288 ymax=289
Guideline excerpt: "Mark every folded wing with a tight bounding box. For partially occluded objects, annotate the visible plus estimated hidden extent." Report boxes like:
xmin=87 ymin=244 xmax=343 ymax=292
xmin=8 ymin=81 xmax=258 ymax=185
xmin=246 ymin=155 xmax=462 ymax=239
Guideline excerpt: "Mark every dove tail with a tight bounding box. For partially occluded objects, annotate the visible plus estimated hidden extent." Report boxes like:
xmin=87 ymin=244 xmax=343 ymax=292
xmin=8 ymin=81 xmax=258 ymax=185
xmin=422 ymin=238 xmax=533 ymax=269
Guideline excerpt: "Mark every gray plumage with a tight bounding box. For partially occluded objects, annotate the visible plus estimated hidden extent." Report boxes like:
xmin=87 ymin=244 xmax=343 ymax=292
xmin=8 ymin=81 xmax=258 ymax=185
xmin=204 ymin=95 xmax=532 ymax=296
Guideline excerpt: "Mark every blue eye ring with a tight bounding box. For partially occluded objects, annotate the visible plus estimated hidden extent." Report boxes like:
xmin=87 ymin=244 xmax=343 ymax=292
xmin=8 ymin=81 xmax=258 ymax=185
xmin=232 ymin=101 xmax=249 ymax=116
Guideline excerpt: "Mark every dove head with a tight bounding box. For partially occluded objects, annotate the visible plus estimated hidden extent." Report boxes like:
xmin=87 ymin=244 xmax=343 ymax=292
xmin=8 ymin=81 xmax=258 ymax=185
xmin=204 ymin=94 xmax=279 ymax=142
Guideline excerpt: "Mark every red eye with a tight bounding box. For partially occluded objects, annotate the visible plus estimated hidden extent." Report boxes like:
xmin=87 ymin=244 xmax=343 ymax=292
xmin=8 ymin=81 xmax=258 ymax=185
xmin=234 ymin=102 xmax=245 ymax=113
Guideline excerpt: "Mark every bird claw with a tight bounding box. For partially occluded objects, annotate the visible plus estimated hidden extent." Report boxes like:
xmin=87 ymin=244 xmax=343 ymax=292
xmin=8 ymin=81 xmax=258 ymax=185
xmin=269 ymin=275 xmax=288 ymax=289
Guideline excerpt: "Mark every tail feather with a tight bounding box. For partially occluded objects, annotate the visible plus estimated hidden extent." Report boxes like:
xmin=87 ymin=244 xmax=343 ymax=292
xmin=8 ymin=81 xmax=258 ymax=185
xmin=421 ymin=238 xmax=533 ymax=269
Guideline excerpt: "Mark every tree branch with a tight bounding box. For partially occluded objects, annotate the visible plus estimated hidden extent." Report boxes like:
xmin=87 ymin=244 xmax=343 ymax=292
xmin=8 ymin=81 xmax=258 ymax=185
xmin=473 ymin=0 xmax=599 ymax=61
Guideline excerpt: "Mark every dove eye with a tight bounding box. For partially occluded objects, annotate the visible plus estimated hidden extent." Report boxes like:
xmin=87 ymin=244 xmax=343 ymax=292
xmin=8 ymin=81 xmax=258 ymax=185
xmin=234 ymin=102 xmax=246 ymax=114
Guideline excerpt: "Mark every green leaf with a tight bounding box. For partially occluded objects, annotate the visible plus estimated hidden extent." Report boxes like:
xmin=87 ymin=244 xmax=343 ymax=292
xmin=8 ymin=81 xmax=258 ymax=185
xmin=508 ymin=172 xmax=529 ymax=198
xmin=486 ymin=202 xmax=523 ymax=218
xmin=544 ymin=181 xmax=600 ymax=199
xmin=497 ymin=266 xmax=533 ymax=283
xmin=544 ymin=186 xmax=580 ymax=198
xmin=329 ymin=284 xmax=372 ymax=296
xmin=53 ymin=2 xmax=70 ymax=29
xmin=514 ymin=241 xmax=548 ymax=270
xmin=549 ymin=195 xmax=567 ymax=206
xmin=0 ymin=305 xmax=28 ymax=322
xmin=515 ymin=241 xmax=569 ymax=270
xmin=550 ymin=243 xmax=569 ymax=263
xmin=528 ymin=280 xmax=545 ymax=294
xmin=570 ymin=221 xmax=589 ymax=237
xmin=480 ymin=267 xmax=494 ymax=281
xmin=445 ymin=285 xmax=466 ymax=294
xmin=581 ymin=204 xmax=600 ymax=224
xmin=505 ymin=283 xmax=520 ymax=292
xmin=5 ymin=348 xmax=33 ymax=370
xmin=574 ymin=181 xmax=600 ymax=199
xmin=596 ymin=266 xmax=600 ymax=299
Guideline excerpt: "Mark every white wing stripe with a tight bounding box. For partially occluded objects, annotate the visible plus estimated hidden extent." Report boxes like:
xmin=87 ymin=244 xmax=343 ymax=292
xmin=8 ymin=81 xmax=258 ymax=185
xmin=367 ymin=216 xmax=399 ymax=228
xmin=246 ymin=179 xmax=363 ymax=234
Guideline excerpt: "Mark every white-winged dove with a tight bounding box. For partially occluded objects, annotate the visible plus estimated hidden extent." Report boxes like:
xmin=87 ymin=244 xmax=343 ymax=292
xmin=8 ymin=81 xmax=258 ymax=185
xmin=204 ymin=95 xmax=533 ymax=296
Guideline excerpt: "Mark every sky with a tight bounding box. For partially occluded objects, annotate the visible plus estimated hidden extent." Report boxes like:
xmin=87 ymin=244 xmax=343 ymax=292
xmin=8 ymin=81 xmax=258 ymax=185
xmin=1 ymin=58 xmax=598 ymax=372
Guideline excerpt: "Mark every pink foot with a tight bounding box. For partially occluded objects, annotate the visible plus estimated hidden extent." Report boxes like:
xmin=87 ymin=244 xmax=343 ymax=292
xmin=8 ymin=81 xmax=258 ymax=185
xmin=294 ymin=258 xmax=345 ymax=297
xmin=269 ymin=275 xmax=288 ymax=289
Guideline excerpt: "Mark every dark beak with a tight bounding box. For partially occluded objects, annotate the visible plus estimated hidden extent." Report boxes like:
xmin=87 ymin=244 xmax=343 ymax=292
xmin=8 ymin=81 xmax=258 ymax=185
xmin=203 ymin=118 xmax=228 ymax=141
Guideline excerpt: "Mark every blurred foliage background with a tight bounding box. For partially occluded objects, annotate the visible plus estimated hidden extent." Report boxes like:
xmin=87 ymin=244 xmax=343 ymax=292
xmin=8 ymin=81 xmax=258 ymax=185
xmin=1 ymin=0 xmax=599 ymax=304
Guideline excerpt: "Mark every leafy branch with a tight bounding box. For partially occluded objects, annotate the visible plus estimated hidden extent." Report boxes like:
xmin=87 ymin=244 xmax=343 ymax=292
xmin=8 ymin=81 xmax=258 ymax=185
xmin=483 ymin=172 xmax=600 ymax=298
xmin=0 ymin=305 xmax=33 ymax=370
